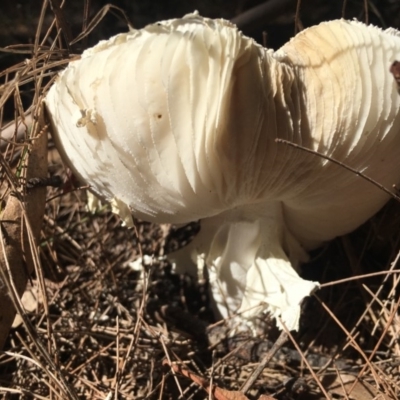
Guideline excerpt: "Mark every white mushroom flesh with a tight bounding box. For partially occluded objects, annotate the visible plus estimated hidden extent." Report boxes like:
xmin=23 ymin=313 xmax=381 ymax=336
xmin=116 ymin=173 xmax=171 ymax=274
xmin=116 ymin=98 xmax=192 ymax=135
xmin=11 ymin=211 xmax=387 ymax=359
xmin=45 ymin=14 xmax=400 ymax=330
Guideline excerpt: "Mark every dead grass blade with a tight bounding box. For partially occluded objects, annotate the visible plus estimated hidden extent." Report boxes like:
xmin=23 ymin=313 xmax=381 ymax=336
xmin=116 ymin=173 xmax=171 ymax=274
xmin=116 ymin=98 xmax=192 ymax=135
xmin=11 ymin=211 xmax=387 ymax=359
xmin=69 ymin=4 xmax=134 ymax=46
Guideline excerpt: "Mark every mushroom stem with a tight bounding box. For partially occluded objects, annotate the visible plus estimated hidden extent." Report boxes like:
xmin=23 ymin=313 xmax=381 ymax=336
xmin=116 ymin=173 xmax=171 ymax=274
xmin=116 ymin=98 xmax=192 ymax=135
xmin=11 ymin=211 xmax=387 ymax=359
xmin=170 ymin=202 xmax=319 ymax=330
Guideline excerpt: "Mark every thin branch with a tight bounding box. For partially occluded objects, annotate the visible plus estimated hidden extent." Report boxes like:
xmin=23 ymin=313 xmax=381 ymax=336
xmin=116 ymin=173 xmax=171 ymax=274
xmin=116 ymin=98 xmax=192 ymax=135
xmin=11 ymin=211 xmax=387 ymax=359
xmin=240 ymin=330 xmax=288 ymax=394
xmin=320 ymin=269 xmax=400 ymax=288
xmin=231 ymin=0 xmax=296 ymax=33
xmin=275 ymin=138 xmax=400 ymax=202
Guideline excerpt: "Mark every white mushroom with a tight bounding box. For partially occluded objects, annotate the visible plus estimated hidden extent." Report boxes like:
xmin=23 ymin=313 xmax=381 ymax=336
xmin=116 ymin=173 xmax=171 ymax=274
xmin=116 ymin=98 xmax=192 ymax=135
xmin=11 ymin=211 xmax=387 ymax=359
xmin=45 ymin=14 xmax=400 ymax=330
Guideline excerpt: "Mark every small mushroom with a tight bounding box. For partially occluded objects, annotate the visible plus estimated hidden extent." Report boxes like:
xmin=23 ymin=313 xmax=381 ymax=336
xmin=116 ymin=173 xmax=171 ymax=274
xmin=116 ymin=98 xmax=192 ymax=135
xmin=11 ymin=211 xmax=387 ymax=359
xmin=45 ymin=14 xmax=400 ymax=330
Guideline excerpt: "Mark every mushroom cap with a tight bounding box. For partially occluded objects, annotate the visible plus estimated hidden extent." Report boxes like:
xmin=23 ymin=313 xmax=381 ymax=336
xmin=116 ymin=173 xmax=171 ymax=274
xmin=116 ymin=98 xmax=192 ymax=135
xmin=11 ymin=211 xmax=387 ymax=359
xmin=46 ymin=16 xmax=400 ymax=246
xmin=46 ymin=12 xmax=281 ymax=225
xmin=277 ymin=19 xmax=400 ymax=248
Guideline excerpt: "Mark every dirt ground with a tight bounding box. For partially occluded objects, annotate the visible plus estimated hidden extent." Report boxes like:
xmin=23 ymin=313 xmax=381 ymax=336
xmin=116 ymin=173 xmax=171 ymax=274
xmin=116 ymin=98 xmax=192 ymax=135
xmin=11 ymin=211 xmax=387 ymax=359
xmin=1 ymin=1 xmax=400 ymax=399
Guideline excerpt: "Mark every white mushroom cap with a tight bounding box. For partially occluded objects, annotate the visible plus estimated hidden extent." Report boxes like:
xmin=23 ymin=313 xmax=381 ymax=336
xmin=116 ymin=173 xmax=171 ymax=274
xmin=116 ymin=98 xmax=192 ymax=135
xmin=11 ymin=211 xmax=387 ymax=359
xmin=45 ymin=15 xmax=400 ymax=330
xmin=276 ymin=20 xmax=400 ymax=249
xmin=46 ymin=13 xmax=281 ymax=224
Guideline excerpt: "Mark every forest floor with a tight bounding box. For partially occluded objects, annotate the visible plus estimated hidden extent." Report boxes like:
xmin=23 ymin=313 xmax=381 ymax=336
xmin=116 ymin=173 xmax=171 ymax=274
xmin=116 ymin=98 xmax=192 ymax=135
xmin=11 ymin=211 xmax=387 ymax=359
xmin=0 ymin=1 xmax=400 ymax=399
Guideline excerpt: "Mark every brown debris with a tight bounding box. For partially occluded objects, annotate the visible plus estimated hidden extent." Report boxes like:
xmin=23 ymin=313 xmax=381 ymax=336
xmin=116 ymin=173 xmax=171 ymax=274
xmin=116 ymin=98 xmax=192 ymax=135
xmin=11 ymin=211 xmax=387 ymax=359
xmin=0 ymin=108 xmax=47 ymax=349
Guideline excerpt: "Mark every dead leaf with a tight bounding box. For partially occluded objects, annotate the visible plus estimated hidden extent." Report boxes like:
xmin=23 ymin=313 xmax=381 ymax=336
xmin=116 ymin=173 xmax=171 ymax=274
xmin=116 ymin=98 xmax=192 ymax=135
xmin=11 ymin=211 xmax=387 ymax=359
xmin=12 ymin=282 xmax=41 ymax=328
xmin=322 ymin=372 xmax=391 ymax=400
xmin=163 ymin=359 xmax=277 ymax=400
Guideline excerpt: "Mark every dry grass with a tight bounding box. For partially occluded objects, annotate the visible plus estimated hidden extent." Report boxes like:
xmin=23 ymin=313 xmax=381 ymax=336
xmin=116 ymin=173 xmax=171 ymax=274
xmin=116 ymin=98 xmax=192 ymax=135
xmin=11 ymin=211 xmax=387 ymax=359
xmin=1 ymin=1 xmax=400 ymax=399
